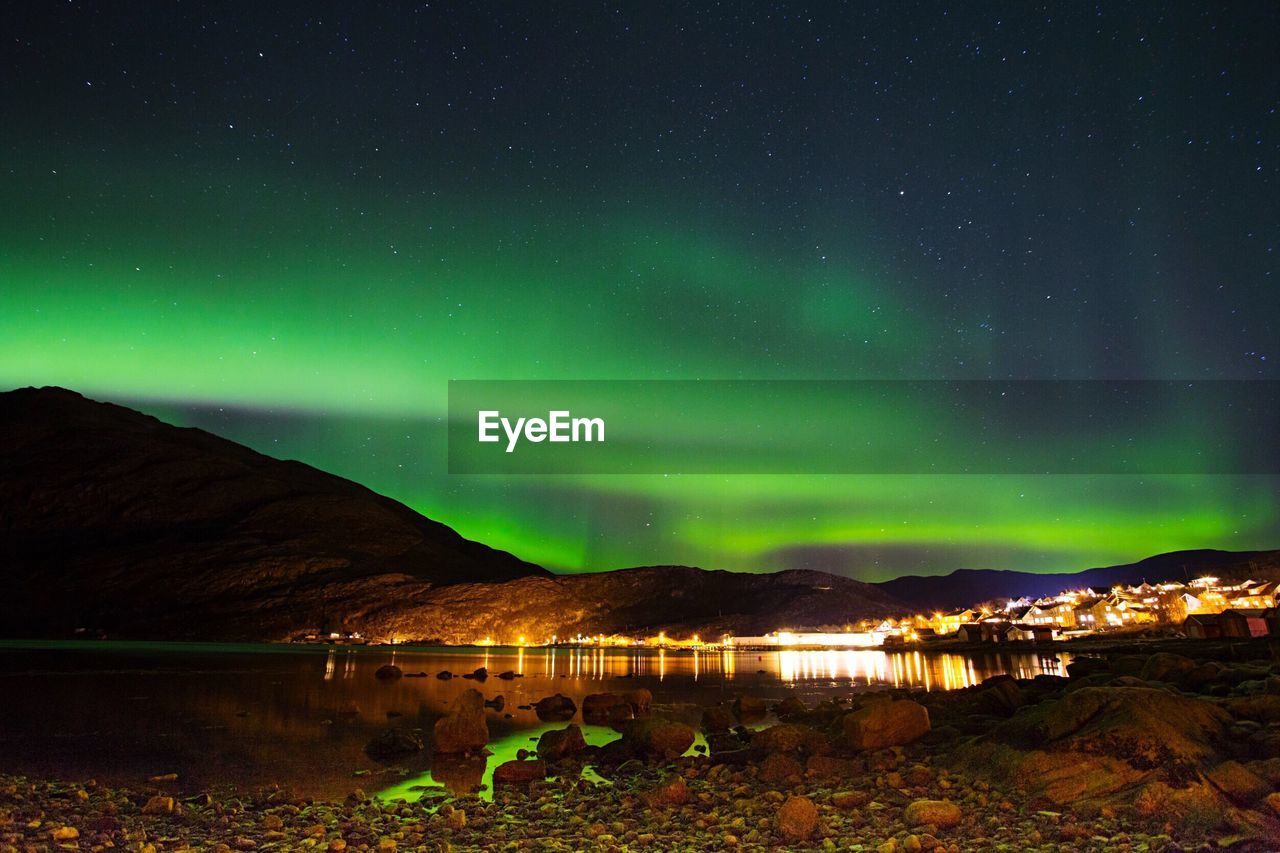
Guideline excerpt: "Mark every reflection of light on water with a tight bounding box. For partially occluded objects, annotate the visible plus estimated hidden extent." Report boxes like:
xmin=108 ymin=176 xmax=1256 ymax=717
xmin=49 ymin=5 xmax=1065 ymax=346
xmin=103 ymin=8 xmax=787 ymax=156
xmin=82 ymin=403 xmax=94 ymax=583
xmin=343 ymin=651 xmax=356 ymax=679
xmin=324 ymin=649 xmax=336 ymax=681
xmin=658 ymin=648 xmax=666 ymax=681
xmin=770 ymin=648 xmax=1070 ymax=688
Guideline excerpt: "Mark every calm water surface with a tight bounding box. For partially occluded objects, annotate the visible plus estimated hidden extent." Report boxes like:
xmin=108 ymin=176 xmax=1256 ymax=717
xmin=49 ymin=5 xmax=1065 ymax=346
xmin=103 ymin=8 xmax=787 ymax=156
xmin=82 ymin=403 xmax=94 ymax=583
xmin=0 ymin=641 xmax=1070 ymax=800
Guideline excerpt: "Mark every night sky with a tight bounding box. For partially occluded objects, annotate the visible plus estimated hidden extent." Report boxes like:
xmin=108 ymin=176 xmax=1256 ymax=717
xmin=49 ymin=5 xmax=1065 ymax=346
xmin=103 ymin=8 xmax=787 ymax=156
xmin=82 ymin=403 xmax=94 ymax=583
xmin=3 ymin=3 xmax=1278 ymax=579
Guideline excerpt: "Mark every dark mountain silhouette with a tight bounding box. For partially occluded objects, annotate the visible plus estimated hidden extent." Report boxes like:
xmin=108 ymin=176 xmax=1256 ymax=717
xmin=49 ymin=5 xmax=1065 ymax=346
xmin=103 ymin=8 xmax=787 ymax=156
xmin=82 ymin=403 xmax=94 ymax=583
xmin=0 ymin=387 xmax=545 ymax=638
xmin=0 ymin=387 xmax=903 ymax=641
xmin=875 ymin=548 xmax=1280 ymax=612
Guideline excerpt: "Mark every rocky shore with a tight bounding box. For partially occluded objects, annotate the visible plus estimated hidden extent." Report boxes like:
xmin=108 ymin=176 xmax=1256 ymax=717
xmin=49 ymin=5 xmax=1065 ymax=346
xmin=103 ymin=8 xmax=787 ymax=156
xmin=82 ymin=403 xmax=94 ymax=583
xmin=4 ymin=642 xmax=1280 ymax=851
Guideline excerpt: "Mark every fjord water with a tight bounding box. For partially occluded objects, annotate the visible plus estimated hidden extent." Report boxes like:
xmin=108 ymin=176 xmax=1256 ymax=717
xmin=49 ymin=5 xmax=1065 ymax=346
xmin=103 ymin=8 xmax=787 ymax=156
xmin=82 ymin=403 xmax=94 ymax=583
xmin=0 ymin=641 xmax=1070 ymax=800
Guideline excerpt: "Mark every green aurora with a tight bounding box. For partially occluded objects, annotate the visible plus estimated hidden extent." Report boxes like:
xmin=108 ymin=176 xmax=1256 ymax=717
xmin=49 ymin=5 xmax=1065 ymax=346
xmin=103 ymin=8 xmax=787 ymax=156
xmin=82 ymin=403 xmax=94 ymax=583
xmin=2 ymin=156 xmax=1275 ymax=580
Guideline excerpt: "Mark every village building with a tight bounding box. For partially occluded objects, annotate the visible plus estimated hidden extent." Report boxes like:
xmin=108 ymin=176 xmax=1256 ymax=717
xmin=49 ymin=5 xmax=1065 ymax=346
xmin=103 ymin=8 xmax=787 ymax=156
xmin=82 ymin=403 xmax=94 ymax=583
xmin=931 ymin=609 xmax=976 ymax=635
xmin=1219 ymin=608 xmax=1271 ymax=638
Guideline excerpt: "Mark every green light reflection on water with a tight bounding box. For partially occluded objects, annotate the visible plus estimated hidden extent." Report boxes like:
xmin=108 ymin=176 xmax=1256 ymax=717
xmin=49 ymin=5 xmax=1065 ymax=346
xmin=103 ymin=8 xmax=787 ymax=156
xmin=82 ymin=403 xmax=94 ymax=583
xmin=374 ymin=723 xmax=710 ymax=804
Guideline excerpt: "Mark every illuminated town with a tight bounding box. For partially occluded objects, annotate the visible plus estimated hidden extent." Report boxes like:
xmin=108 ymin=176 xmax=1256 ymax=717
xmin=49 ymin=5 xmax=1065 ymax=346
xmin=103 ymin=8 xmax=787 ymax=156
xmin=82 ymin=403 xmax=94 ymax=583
xmin=446 ymin=575 xmax=1278 ymax=650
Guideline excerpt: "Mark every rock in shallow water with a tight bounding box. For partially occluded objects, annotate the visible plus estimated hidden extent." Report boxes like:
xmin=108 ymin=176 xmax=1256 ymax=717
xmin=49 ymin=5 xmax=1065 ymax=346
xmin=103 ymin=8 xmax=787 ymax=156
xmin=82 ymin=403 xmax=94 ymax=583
xmin=432 ymin=688 xmax=488 ymax=754
xmin=622 ymin=718 xmax=696 ymax=760
xmin=534 ymin=693 xmax=577 ymax=722
xmin=537 ymin=723 xmax=587 ymax=762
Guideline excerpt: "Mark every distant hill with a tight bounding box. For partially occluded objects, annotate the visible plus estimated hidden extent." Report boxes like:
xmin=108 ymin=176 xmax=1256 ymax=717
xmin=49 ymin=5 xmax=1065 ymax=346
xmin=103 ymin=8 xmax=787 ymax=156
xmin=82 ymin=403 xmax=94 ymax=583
xmin=0 ymin=387 xmax=903 ymax=641
xmin=356 ymin=565 xmax=906 ymax=645
xmin=876 ymin=548 xmax=1280 ymax=612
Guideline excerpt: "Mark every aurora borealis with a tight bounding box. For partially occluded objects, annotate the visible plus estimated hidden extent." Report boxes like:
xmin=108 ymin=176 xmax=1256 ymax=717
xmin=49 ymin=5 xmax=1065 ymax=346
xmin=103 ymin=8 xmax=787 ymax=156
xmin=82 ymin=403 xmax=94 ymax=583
xmin=3 ymin=3 xmax=1278 ymax=579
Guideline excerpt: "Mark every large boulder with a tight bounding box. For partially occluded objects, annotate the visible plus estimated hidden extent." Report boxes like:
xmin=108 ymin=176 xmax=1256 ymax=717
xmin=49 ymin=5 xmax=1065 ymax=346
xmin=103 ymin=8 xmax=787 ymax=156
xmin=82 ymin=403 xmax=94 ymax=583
xmin=534 ymin=693 xmax=577 ymax=722
xmin=995 ymin=686 xmax=1228 ymax=770
xmin=622 ymin=718 xmax=696 ymax=760
xmin=537 ymin=724 xmax=587 ymax=762
xmin=842 ymin=699 xmax=931 ymax=749
xmin=957 ymin=686 xmax=1231 ymax=808
xmin=374 ymin=664 xmax=403 ymax=680
xmin=432 ymin=688 xmax=489 ymax=754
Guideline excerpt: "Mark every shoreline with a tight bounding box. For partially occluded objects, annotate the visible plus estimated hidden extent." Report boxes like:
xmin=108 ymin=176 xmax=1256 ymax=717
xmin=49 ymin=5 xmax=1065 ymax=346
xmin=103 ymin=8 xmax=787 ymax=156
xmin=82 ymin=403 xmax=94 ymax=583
xmin=3 ymin=639 xmax=1279 ymax=850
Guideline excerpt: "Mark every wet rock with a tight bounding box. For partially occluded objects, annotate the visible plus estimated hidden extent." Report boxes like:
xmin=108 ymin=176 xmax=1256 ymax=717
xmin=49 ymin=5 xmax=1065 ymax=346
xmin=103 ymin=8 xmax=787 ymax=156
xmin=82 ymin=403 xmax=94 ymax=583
xmin=752 ymin=723 xmax=829 ymax=756
xmin=432 ymin=688 xmax=489 ymax=754
xmin=607 ymin=703 xmax=635 ymax=730
xmin=622 ymin=688 xmax=652 ymax=715
xmin=536 ymin=724 xmax=587 ymax=762
xmin=534 ymin=693 xmax=577 ymax=721
xmin=961 ymin=686 xmax=1231 ymax=808
xmin=642 ymin=774 xmax=688 ymax=807
xmin=492 ymin=759 xmax=546 ymax=787
xmin=842 ymin=699 xmax=931 ymax=749
xmin=1065 ymin=657 xmax=1110 ymax=679
xmin=582 ymin=692 xmax=622 ymax=722
xmin=1139 ymin=652 xmax=1196 ymax=684
xmin=365 ymin=728 xmax=425 ymax=759
xmin=706 ymin=731 xmax=749 ymax=756
xmin=374 ymin=664 xmax=403 ymax=680
xmin=831 ymin=790 xmax=871 ymax=810
xmin=436 ymin=671 xmax=453 ymax=680
xmin=497 ymin=670 xmax=517 ymax=680
xmin=806 ymin=754 xmax=862 ymax=779
xmin=141 ymin=795 xmax=177 ymax=815
xmin=1206 ymin=760 xmax=1270 ymax=804
xmin=775 ymin=795 xmax=818 ymax=841
xmin=759 ymin=752 xmax=804 ymax=784
xmin=774 ymin=695 xmax=807 ymax=718
xmin=483 ymin=695 xmax=504 ymax=711
xmin=1183 ymin=660 xmax=1228 ymax=691
xmin=462 ymin=667 xmax=487 ymax=681
xmin=1225 ymin=694 xmax=1280 ymax=723
xmin=903 ymin=799 xmax=962 ymax=829
xmin=622 ymin=718 xmax=696 ymax=760
xmin=973 ymin=674 xmax=1023 ymax=716
xmin=733 ymin=695 xmax=767 ymax=720
xmin=701 ymin=706 xmax=734 ymax=734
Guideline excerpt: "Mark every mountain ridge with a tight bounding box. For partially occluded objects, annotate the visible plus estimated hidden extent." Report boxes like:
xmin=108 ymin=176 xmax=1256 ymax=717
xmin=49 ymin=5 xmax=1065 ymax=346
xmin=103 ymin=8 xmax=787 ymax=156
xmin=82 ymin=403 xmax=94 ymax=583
xmin=875 ymin=548 xmax=1280 ymax=612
